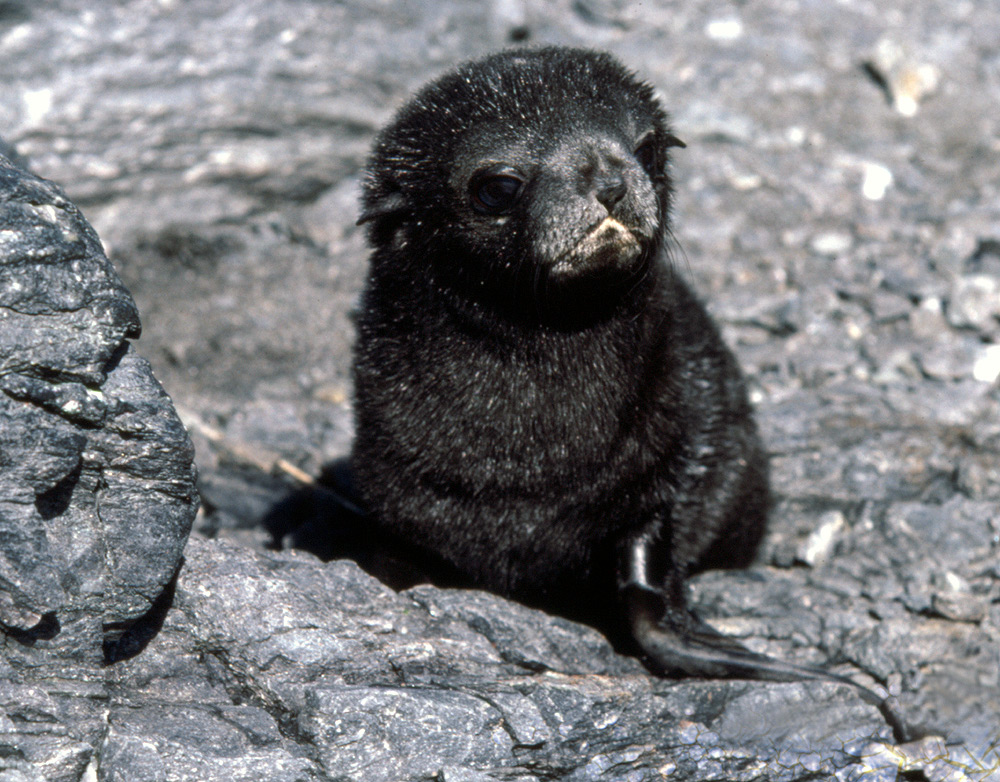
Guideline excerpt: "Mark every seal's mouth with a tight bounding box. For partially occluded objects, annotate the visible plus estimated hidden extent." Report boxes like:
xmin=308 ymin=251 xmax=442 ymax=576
xmin=550 ymin=217 xmax=643 ymax=277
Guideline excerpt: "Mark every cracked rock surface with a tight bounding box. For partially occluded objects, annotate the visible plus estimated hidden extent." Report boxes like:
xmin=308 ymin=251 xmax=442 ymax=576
xmin=0 ymin=156 xmax=197 ymax=659
xmin=0 ymin=156 xmax=198 ymax=779
xmin=1 ymin=0 xmax=999 ymax=779
xmin=102 ymin=537 xmax=897 ymax=782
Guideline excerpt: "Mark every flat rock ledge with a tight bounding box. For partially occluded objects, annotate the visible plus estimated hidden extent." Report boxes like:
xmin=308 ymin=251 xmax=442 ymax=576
xmin=98 ymin=536 xmax=945 ymax=782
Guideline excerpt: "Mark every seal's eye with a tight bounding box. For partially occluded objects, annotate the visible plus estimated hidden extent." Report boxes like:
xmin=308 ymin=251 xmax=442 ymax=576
xmin=634 ymin=135 xmax=659 ymax=180
xmin=470 ymin=166 xmax=524 ymax=215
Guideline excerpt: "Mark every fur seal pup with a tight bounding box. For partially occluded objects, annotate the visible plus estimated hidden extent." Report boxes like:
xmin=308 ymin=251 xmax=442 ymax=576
xmin=351 ymin=46 xmax=912 ymax=741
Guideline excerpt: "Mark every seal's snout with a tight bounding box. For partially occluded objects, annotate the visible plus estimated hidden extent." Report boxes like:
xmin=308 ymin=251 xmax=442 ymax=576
xmin=551 ymin=216 xmax=641 ymax=277
xmin=589 ymin=216 xmax=632 ymax=239
xmin=596 ymin=180 xmax=628 ymax=212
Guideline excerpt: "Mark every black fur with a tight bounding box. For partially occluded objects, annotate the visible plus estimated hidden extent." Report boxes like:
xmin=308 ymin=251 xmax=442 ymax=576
xmin=350 ymin=47 xmax=913 ymax=741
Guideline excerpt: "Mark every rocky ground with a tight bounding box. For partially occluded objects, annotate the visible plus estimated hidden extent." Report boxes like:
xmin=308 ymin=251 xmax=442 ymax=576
xmin=1 ymin=0 xmax=999 ymax=780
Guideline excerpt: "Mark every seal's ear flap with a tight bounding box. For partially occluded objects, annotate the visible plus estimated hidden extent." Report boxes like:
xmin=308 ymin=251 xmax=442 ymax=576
xmin=664 ymin=133 xmax=686 ymax=149
xmin=357 ymin=191 xmax=409 ymax=226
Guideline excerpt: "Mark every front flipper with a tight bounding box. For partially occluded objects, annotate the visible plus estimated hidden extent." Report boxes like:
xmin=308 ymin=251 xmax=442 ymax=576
xmin=619 ymin=533 xmax=918 ymax=743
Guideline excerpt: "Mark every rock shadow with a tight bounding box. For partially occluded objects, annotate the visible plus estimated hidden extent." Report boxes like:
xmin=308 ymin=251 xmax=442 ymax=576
xmin=262 ymin=457 xmax=467 ymax=593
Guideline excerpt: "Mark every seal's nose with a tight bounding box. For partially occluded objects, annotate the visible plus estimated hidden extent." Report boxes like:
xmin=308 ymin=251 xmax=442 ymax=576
xmin=595 ymin=180 xmax=627 ymax=212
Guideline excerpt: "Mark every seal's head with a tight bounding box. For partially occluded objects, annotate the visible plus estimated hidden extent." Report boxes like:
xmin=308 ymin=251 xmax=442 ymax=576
xmin=359 ymin=47 xmax=684 ymax=325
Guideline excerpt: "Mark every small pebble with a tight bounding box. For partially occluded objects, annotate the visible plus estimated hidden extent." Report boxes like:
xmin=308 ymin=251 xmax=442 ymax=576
xmin=705 ymin=18 xmax=743 ymax=42
xmin=909 ymin=298 xmax=948 ymax=341
xmin=972 ymin=344 xmax=1000 ymax=383
xmin=870 ymin=39 xmax=942 ymax=117
xmin=798 ymin=510 xmax=846 ymax=567
xmin=932 ymin=591 xmax=988 ymax=623
xmin=810 ymin=232 xmax=853 ymax=256
xmin=862 ymin=162 xmax=893 ymax=201
xmin=947 ymin=274 xmax=1000 ymax=331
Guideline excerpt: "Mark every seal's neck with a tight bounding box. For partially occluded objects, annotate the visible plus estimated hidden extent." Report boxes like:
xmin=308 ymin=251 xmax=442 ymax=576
xmin=432 ymin=250 xmax=664 ymax=339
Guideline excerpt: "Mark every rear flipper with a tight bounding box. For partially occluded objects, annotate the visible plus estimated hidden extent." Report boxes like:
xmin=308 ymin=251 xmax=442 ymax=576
xmin=620 ymin=535 xmax=918 ymax=744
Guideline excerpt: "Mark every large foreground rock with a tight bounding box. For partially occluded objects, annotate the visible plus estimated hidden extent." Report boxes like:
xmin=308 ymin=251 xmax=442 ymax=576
xmin=0 ymin=156 xmax=198 ymax=781
xmin=100 ymin=537 xmax=908 ymax=782
xmin=0 ymin=156 xmax=197 ymax=665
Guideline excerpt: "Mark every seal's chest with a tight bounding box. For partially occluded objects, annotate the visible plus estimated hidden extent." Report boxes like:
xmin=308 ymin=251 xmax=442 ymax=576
xmin=414 ymin=342 xmax=629 ymax=471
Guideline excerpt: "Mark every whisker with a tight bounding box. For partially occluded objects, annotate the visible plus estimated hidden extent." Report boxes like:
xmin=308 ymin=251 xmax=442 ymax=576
xmin=662 ymin=227 xmax=691 ymax=279
xmin=622 ymin=255 xmax=653 ymax=302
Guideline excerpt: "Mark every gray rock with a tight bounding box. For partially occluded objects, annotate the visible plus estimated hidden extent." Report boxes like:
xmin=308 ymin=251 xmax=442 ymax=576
xmin=102 ymin=538 xmax=898 ymax=782
xmin=0 ymin=156 xmax=197 ymax=665
xmin=947 ymin=273 xmax=1000 ymax=332
xmin=0 ymin=675 xmax=108 ymax=782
